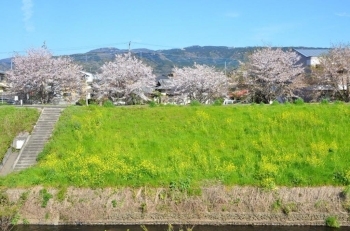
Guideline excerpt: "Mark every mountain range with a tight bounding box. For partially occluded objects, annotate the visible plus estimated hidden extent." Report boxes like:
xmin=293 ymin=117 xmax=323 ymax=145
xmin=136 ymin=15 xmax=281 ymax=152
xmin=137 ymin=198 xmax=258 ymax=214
xmin=0 ymin=46 xmax=327 ymax=76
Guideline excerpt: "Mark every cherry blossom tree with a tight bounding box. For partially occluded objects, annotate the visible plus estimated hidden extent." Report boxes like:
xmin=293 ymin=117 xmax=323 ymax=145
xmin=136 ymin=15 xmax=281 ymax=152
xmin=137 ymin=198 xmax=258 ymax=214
xmin=93 ymin=53 xmax=156 ymax=104
xmin=315 ymin=44 xmax=350 ymax=102
xmin=6 ymin=48 xmax=83 ymax=103
xmin=172 ymin=64 xmax=228 ymax=103
xmin=244 ymin=47 xmax=304 ymax=103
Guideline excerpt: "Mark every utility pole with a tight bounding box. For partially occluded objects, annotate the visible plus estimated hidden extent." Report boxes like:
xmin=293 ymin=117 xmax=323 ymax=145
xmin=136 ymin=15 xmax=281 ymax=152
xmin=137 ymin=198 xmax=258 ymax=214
xmin=224 ymin=61 xmax=227 ymax=76
xmin=128 ymin=41 xmax=131 ymax=54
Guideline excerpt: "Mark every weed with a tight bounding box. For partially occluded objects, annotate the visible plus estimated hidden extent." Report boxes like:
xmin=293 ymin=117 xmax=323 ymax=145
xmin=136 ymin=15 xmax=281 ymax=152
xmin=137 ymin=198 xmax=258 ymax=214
xmin=0 ymin=190 xmax=19 ymax=231
xmin=22 ymin=218 xmax=29 ymax=225
xmin=342 ymin=185 xmax=350 ymax=199
xmin=39 ymin=189 xmax=53 ymax=208
xmin=333 ymin=172 xmax=350 ymax=185
xmin=140 ymin=202 xmax=147 ymax=213
xmin=325 ymin=216 xmax=340 ymax=228
xmin=272 ymin=199 xmax=282 ymax=211
xmin=314 ymin=200 xmax=328 ymax=209
xmin=341 ymin=185 xmax=350 ymax=212
xmin=170 ymin=179 xmax=191 ymax=192
xmin=111 ymin=199 xmax=117 ymax=208
xmin=56 ymin=187 xmax=67 ymax=202
xmin=282 ymin=203 xmax=298 ymax=215
xmin=18 ymin=191 xmax=29 ymax=206
xmin=260 ymin=178 xmax=277 ymax=191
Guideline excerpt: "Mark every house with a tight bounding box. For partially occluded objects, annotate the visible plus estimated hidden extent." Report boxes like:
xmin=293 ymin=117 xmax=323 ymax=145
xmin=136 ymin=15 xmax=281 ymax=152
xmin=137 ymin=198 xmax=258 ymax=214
xmin=294 ymin=48 xmax=329 ymax=69
xmin=0 ymin=70 xmax=5 ymax=82
xmin=77 ymin=71 xmax=96 ymax=102
xmin=0 ymin=70 xmax=11 ymax=104
xmin=0 ymin=70 xmax=10 ymax=91
xmin=155 ymin=75 xmax=177 ymax=95
xmin=80 ymin=71 xmax=95 ymax=85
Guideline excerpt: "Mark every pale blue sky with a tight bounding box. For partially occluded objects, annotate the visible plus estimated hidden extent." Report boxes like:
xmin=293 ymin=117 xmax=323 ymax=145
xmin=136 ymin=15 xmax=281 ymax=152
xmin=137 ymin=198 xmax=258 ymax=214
xmin=1 ymin=0 xmax=350 ymax=59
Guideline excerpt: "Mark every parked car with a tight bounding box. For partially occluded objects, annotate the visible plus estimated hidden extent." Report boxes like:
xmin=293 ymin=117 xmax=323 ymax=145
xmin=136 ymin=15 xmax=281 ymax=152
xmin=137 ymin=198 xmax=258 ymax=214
xmin=6 ymin=99 xmax=18 ymax=105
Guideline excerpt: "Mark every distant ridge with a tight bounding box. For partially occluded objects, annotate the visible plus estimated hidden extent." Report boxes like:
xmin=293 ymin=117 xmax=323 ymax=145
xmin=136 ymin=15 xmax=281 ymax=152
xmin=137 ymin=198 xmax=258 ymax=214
xmin=0 ymin=46 xmax=329 ymax=75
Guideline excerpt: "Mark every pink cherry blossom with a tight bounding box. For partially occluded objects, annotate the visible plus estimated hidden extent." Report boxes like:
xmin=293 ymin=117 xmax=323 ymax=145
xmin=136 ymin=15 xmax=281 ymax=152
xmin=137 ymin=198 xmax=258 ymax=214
xmin=172 ymin=64 xmax=228 ymax=103
xmin=93 ymin=53 xmax=156 ymax=103
xmin=6 ymin=48 xmax=83 ymax=103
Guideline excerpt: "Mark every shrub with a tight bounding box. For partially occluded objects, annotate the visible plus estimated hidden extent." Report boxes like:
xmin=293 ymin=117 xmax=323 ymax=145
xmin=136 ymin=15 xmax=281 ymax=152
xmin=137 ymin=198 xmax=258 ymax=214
xmin=75 ymin=98 xmax=86 ymax=106
xmin=294 ymin=98 xmax=304 ymax=105
xmin=212 ymin=99 xmax=223 ymax=106
xmin=334 ymin=100 xmax=344 ymax=105
xmin=271 ymin=100 xmax=279 ymax=105
xmin=148 ymin=101 xmax=157 ymax=108
xmin=325 ymin=216 xmax=340 ymax=228
xmin=320 ymin=98 xmax=329 ymax=105
xmin=190 ymin=100 xmax=201 ymax=106
xmin=103 ymin=100 xmax=114 ymax=107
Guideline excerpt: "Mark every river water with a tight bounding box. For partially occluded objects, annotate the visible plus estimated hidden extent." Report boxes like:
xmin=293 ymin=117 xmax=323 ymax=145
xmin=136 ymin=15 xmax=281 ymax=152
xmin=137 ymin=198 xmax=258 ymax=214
xmin=12 ymin=225 xmax=350 ymax=231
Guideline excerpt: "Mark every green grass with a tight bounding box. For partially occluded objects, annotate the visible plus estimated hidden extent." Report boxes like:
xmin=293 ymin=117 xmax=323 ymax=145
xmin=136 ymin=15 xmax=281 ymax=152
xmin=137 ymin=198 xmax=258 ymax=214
xmin=1 ymin=104 xmax=350 ymax=188
xmin=0 ymin=106 xmax=40 ymax=161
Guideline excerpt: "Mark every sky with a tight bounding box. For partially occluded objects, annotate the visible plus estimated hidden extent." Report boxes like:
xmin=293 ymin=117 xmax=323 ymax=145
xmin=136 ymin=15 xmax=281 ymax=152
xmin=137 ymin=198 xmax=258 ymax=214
xmin=1 ymin=0 xmax=350 ymax=59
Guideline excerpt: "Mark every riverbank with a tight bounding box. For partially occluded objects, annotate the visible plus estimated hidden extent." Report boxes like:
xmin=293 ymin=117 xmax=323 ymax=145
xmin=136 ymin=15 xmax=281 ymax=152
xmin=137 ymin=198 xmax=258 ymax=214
xmin=4 ymin=186 xmax=350 ymax=226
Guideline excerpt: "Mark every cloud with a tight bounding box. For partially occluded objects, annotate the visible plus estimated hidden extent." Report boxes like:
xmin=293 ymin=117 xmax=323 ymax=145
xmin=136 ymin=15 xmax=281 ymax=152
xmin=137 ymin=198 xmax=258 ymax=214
xmin=21 ymin=0 xmax=34 ymax=32
xmin=336 ymin=12 xmax=350 ymax=18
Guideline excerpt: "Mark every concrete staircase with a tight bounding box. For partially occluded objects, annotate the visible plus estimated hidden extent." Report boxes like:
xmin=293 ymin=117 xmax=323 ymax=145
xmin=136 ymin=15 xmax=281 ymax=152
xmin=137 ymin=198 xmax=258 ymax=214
xmin=13 ymin=107 xmax=63 ymax=172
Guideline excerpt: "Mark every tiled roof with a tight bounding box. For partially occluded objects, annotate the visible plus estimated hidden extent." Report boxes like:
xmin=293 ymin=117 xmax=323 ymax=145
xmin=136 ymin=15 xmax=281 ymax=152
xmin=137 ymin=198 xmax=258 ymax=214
xmin=156 ymin=79 xmax=175 ymax=90
xmin=294 ymin=49 xmax=330 ymax=57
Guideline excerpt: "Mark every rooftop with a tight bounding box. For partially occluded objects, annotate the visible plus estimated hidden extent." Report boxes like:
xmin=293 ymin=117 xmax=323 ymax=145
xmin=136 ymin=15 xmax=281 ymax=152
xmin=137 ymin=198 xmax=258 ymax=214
xmin=294 ymin=48 xmax=330 ymax=57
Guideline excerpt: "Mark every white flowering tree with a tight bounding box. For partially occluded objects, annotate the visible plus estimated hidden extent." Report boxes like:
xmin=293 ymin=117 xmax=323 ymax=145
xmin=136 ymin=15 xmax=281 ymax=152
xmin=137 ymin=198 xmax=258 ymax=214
xmin=245 ymin=47 xmax=303 ymax=103
xmin=316 ymin=44 xmax=350 ymax=102
xmin=6 ymin=48 xmax=83 ymax=103
xmin=93 ymin=53 xmax=156 ymax=104
xmin=172 ymin=64 xmax=228 ymax=103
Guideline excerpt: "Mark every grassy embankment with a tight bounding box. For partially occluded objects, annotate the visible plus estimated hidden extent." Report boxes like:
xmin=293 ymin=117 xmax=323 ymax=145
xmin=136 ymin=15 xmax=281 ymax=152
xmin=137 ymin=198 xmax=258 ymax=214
xmin=0 ymin=106 xmax=40 ymax=161
xmin=1 ymin=103 xmax=350 ymax=189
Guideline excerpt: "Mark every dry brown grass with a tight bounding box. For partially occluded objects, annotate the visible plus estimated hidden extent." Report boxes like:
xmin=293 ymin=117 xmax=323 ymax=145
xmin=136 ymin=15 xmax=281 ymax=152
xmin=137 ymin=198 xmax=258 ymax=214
xmin=3 ymin=185 xmax=349 ymax=226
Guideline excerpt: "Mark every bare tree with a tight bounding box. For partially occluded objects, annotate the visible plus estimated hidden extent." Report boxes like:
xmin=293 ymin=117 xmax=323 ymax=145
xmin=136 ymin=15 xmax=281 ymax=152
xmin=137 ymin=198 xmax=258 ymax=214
xmin=93 ymin=53 xmax=156 ymax=104
xmin=315 ymin=44 xmax=350 ymax=102
xmin=6 ymin=48 xmax=83 ymax=104
xmin=244 ymin=47 xmax=304 ymax=103
xmin=172 ymin=64 xmax=228 ymax=104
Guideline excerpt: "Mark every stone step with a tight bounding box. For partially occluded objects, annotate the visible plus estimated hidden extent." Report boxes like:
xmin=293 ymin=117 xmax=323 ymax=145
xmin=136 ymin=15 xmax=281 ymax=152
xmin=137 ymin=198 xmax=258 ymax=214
xmin=19 ymin=156 xmax=37 ymax=160
xmin=11 ymin=107 xmax=64 ymax=173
